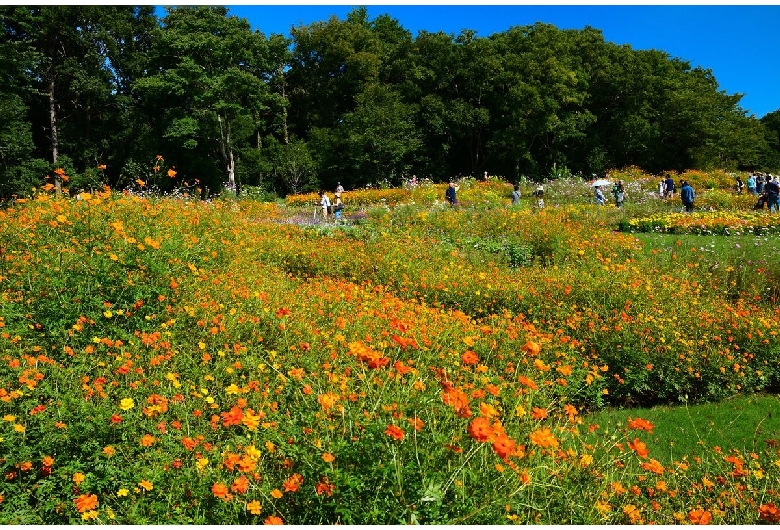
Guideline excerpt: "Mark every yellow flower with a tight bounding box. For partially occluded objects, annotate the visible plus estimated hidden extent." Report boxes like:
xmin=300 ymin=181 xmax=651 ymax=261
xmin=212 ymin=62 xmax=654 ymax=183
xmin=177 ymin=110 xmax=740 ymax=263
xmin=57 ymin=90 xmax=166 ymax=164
xmin=119 ymin=398 xmax=134 ymax=411
xmin=117 ymin=488 xmax=129 ymax=497
xmin=14 ymin=424 xmax=25 ymax=433
xmin=246 ymin=500 xmax=262 ymax=515
xmin=139 ymin=479 xmax=153 ymax=491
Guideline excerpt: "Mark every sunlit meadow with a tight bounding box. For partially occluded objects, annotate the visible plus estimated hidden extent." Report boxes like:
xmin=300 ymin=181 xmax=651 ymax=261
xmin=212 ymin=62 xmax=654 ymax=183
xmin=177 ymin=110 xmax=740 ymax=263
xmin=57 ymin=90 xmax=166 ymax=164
xmin=2 ymin=168 xmax=780 ymax=523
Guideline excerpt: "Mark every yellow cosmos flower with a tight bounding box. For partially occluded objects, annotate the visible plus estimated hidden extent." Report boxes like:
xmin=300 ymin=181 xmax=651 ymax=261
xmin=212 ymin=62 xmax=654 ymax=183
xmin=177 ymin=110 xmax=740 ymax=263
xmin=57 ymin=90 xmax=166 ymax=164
xmin=119 ymin=398 xmax=134 ymax=411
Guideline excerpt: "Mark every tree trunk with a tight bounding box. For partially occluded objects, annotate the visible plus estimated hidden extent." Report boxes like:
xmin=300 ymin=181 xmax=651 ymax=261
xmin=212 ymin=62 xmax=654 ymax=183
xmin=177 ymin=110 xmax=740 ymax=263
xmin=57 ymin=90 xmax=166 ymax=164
xmin=278 ymin=63 xmax=289 ymax=145
xmin=49 ymin=74 xmax=61 ymax=196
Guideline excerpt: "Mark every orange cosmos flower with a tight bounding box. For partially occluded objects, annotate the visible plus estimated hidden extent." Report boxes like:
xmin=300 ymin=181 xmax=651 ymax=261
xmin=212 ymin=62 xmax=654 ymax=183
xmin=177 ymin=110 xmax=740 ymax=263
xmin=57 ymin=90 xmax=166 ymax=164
xmin=468 ymin=416 xmax=494 ymax=442
xmin=628 ymin=438 xmax=650 ymax=459
xmin=759 ymin=503 xmax=780 ymax=523
xmin=283 ymin=473 xmax=303 ymax=493
xmin=42 ymin=456 xmax=54 ymax=467
xmin=167 ymin=168 xmax=177 ymax=178
xmin=315 ymin=478 xmax=335 ymax=497
xmin=492 ymin=434 xmax=517 ymax=460
xmin=521 ymin=340 xmax=541 ymax=356
xmin=140 ymin=434 xmax=155 ymax=447
xmin=264 ymin=515 xmax=283 ymax=524
xmin=441 ymin=387 xmax=472 ymax=418
xmin=563 ymin=404 xmax=578 ymax=421
xmin=212 ymin=482 xmax=230 ymax=499
xmin=531 ymin=407 xmax=548 ymax=420
xmin=688 ymin=509 xmax=712 ymax=525
xmin=221 ymin=405 xmax=244 ymax=427
xmin=322 ymin=452 xmax=335 ymax=463
xmin=518 ymin=375 xmax=538 ymax=390
xmin=270 ymin=489 xmax=283 ymax=499
xmin=73 ymin=472 xmax=86 ymax=485
xmin=246 ymin=499 xmax=262 ymax=515
xmin=74 ymin=493 xmax=98 ymax=513
xmin=528 ymin=427 xmax=559 ymax=449
xmin=461 ymin=350 xmax=479 ymax=365
xmin=626 ymin=417 xmax=655 ymax=433
xmin=641 ymin=459 xmax=665 ymax=475
xmin=407 ymin=416 xmax=425 ymax=432
xmin=231 ymin=475 xmax=250 ymax=494
xmin=385 ymin=424 xmax=405 ymax=441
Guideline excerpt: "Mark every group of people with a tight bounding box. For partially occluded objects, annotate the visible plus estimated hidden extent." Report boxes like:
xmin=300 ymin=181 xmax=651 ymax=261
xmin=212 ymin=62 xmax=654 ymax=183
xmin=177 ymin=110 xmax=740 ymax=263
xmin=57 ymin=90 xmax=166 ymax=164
xmin=751 ymin=172 xmax=780 ymax=212
xmin=593 ymin=180 xmax=626 ymax=208
xmin=318 ymin=182 xmax=345 ymax=221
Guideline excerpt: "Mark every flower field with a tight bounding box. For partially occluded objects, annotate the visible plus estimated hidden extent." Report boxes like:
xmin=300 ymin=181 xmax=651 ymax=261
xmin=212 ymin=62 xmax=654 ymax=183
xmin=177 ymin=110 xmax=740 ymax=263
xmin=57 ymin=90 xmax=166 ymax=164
xmin=2 ymin=173 xmax=780 ymax=523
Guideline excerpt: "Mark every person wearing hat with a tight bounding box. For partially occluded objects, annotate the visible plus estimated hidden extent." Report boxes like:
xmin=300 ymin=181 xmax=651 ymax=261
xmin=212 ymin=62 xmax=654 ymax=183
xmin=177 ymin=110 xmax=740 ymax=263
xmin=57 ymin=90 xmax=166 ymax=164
xmin=336 ymin=182 xmax=344 ymax=194
xmin=333 ymin=192 xmax=344 ymax=221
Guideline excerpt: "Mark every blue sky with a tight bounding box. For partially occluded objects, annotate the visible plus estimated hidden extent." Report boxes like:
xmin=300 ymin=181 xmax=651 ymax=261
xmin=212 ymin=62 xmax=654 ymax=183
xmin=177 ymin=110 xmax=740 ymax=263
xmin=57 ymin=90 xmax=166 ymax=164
xmin=207 ymin=4 xmax=780 ymax=119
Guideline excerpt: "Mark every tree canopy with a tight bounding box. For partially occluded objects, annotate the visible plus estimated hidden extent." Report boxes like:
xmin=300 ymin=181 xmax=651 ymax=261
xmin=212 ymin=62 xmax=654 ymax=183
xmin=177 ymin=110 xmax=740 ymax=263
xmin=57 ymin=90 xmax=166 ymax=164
xmin=1 ymin=6 xmax=777 ymax=199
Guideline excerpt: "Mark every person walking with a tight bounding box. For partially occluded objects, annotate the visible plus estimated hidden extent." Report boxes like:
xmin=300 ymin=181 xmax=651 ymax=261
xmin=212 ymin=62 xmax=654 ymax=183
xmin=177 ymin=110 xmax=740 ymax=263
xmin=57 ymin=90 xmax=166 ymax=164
xmin=333 ymin=192 xmax=344 ymax=222
xmin=680 ymin=180 xmax=695 ymax=213
xmin=612 ymin=180 xmax=626 ymax=207
xmin=658 ymin=178 xmax=666 ymax=199
xmin=765 ymin=176 xmax=780 ymax=213
xmin=445 ymin=181 xmax=458 ymax=206
xmin=320 ymin=190 xmax=331 ymax=220
xmin=736 ymin=175 xmax=744 ymax=194
xmin=747 ymin=173 xmax=757 ymax=196
xmin=664 ymin=175 xmax=675 ymax=199
xmin=511 ymin=184 xmax=521 ymax=205
xmin=757 ymin=173 xmax=765 ymax=196
xmin=594 ymin=185 xmax=605 ymax=206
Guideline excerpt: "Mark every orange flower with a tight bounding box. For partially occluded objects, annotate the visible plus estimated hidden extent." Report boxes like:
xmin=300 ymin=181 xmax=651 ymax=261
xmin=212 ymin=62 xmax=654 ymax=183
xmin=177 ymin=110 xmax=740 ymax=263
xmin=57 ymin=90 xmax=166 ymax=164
xmin=628 ymin=438 xmax=650 ymax=459
xmin=221 ymin=405 xmax=244 ymax=427
xmin=528 ymin=427 xmax=559 ymax=449
xmin=385 ymin=424 xmax=405 ymax=441
xmin=167 ymin=168 xmax=177 ymax=178
xmin=531 ymin=407 xmax=548 ymax=420
xmin=563 ymin=404 xmax=578 ymax=421
xmin=407 ymin=416 xmax=425 ymax=432
xmin=517 ymin=375 xmax=538 ymax=390
xmin=264 ymin=515 xmax=284 ymax=524
xmin=760 ymin=503 xmax=780 ymax=523
xmin=139 ymin=479 xmax=153 ymax=491
xmin=461 ymin=350 xmax=479 ymax=365
xmin=73 ymin=472 xmax=86 ymax=485
xmin=74 ymin=493 xmax=98 ymax=513
xmin=283 ymin=473 xmax=303 ymax=493
xmin=688 ymin=509 xmax=712 ymax=525
xmin=441 ymin=387 xmax=472 ymax=418
xmin=42 ymin=456 xmax=54 ymax=467
xmin=468 ymin=416 xmax=494 ymax=442
xmin=315 ymin=478 xmax=335 ymax=496
xmin=492 ymin=434 xmax=516 ymax=460
xmin=212 ymin=482 xmax=230 ymax=499
xmin=521 ymin=340 xmax=541 ymax=355
xmin=626 ymin=417 xmax=655 ymax=433
xmin=641 ymin=459 xmax=665 ymax=475
xmin=231 ymin=475 xmax=250 ymax=494
xmin=140 ymin=434 xmax=155 ymax=447
xmin=321 ymin=452 xmax=335 ymax=463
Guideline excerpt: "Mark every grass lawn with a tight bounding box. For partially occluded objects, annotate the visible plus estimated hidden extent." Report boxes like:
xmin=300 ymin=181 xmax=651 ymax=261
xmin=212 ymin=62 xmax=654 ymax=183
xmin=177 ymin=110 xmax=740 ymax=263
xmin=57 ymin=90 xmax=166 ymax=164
xmin=585 ymin=393 xmax=780 ymax=461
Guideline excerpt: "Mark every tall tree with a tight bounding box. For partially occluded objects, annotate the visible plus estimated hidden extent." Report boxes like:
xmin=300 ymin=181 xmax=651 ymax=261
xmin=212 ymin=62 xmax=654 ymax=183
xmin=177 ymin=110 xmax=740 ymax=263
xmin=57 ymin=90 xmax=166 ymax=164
xmin=135 ymin=6 xmax=281 ymax=193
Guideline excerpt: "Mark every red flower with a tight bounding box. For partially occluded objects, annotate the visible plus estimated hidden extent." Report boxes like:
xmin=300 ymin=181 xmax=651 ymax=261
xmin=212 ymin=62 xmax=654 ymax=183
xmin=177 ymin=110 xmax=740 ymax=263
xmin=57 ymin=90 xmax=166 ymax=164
xmin=385 ymin=424 xmax=405 ymax=441
xmin=492 ymin=434 xmax=516 ymax=460
xmin=461 ymin=350 xmax=479 ymax=365
xmin=468 ymin=417 xmax=493 ymax=442
xmin=626 ymin=417 xmax=655 ymax=433
xmin=760 ymin=503 xmax=780 ymax=523
xmin=283 ymin=473 xmax=303 ymax=493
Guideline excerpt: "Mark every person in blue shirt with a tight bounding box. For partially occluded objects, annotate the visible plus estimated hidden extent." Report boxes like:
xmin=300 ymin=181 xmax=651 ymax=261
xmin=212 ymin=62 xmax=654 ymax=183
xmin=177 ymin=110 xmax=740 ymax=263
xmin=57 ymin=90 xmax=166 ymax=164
xmin=445 ymin=181 xmax=458 ymax=205
xmin=747 ymin=173 xmax=757 ymax=196
xmin=680 ymin=180 xmax=695 ymax=213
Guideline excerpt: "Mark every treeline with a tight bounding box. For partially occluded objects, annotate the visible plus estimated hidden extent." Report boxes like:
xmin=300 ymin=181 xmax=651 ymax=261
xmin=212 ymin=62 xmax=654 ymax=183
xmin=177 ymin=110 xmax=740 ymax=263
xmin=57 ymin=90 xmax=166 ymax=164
xmin=2 ymin=5 xmax=780 ymax=199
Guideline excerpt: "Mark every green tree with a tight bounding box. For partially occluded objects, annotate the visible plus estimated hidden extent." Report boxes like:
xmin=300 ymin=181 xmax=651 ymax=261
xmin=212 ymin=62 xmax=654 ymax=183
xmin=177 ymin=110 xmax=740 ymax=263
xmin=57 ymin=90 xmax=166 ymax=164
xmin=135 ymin=6 xmax=281 ymax=194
